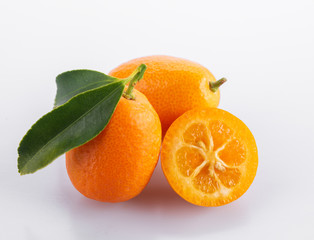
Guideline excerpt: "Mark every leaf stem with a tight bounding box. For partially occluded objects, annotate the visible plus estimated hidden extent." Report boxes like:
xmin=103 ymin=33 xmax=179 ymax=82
xmin=209 ymin=78 xmax=227 ymax=92
xmin=123 ymin=64 xmax=147 ymax=100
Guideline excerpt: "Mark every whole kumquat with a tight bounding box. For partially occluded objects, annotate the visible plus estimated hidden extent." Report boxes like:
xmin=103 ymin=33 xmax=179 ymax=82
xmin=110 ymin=55 xmax=226 ymax=135
xmin=66 ymin=80 xmax=162 ymax=202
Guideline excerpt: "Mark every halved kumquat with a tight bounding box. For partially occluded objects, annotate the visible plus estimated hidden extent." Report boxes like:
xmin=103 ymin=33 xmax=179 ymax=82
xmin=161 ymin=108 xmax=258 ymax=207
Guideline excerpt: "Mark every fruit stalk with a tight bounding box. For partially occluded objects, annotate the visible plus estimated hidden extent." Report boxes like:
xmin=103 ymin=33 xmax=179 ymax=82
xmin=123 ymin=64 xmax=147 ymax=100
xmin=209 ymin=78 xmax=227 ymax=92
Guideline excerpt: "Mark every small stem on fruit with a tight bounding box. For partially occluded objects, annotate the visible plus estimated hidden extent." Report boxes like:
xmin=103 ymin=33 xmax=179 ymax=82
xmin=209 ymin=78 xmax=227 ymax=92
xmin=123 ymin=64 xmax=147 ymax=100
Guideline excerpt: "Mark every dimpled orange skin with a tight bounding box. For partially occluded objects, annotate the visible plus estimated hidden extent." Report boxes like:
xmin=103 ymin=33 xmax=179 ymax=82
xmin=109 ymin=55 xmax=220 ymax=134
xmin=66 ymin=89 xmax=162 ymax=202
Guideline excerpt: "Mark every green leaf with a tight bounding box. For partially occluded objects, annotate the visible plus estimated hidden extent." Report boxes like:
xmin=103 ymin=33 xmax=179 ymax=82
xmin=54 ymin=70 xmax=118 ymax=107
xmin=18 ymin=81 xmax=125 ymax=175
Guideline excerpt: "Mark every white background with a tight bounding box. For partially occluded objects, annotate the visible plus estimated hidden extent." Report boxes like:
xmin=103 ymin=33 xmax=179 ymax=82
xmin=1 ymin=0 xmax=314 ymax=239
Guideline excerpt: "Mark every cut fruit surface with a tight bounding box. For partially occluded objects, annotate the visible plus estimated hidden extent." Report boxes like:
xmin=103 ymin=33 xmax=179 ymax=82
xmin=161 ymin=108 xmax=258 ymax=207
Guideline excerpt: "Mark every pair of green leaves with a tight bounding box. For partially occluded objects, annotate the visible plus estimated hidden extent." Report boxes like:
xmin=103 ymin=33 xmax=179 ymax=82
xmin=18 ymin=64 xmax=147 ymax=175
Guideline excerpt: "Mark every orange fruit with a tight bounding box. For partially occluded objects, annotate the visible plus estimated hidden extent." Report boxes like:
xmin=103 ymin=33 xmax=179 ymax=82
xmin=66 ymin=88 xmax=162 ymax=202
xmin=109 ymin=55 xmax=226 ymax=134
xmin=161 ymin=108 xmax=258 ymax=207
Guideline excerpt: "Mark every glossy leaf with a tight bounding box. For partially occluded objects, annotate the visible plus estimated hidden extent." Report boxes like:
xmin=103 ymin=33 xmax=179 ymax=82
xmin=54 ymin=70 xmax=118 ymax=107
xmin=18 ymin=81 xmax=125 ymax=175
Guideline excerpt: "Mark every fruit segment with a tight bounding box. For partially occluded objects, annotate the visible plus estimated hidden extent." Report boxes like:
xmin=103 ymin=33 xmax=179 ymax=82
xmin=208 ymin=120 xmax=233 ymax=150
xmin=176 ymin=147 xmax=204 ymax=177
xmin=183 ymin=123 xmax=210 ymax=150
xmin=193 ymin=167 xmax=219 ymax=194
xmin=218 ymin=139 xmax=246 ymax=166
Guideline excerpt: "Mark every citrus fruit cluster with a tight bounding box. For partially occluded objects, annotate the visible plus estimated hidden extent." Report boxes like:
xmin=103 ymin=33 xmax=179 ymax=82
xmin=67 ymin=55 xmax=258 ymax=207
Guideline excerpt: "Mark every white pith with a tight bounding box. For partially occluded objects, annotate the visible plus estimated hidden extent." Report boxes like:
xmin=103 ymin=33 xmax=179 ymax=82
xmin=179 ymin=126 xmax=241 ymax=196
